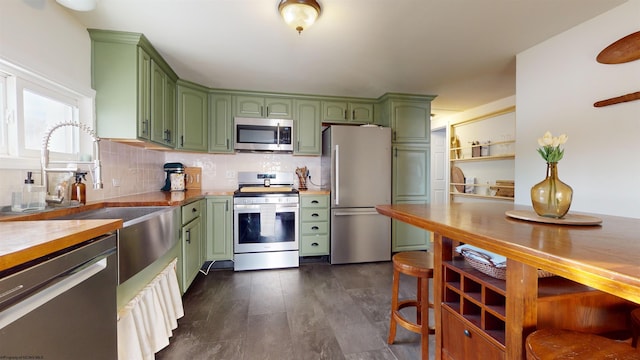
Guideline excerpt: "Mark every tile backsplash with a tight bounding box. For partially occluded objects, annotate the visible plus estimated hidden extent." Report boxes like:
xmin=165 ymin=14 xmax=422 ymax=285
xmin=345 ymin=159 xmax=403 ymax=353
xmin=1 ymin=141 xmax=322 ymax=206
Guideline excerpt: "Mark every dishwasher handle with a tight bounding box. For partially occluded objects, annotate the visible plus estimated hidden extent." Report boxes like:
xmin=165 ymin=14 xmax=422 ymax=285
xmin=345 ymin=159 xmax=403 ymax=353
xmin=0 ymin=247 xmax=115 ymax=330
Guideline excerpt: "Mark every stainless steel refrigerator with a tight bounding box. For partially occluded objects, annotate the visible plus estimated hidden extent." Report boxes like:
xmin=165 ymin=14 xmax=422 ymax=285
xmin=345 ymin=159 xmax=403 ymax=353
xmin=321 ymin=125 xmax=391 ymax=264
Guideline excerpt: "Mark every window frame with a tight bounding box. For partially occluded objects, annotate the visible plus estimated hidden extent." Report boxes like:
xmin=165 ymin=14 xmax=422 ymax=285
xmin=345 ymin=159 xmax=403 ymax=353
xmin=0 ymin=59 xmax=95 ymax=170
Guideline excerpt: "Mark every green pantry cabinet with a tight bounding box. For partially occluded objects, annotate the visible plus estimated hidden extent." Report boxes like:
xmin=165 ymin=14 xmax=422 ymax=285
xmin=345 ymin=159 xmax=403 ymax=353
xmin=379 ymin=95 xmax=434 ymax=252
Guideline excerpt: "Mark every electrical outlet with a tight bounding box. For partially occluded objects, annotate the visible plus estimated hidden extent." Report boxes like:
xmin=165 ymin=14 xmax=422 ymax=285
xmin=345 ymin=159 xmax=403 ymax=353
xmin=112 ymin=178 xmax=120 ymax=187
xmin=225 ymin=171 xmax=235 ymax=179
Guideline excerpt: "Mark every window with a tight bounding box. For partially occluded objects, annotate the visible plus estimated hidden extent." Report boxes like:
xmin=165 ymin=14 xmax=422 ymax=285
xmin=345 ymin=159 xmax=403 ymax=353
xmin=0 ymin=74 xmax=7 ymax=155
xmin=0 ymin=59 xmax=94 ymax=169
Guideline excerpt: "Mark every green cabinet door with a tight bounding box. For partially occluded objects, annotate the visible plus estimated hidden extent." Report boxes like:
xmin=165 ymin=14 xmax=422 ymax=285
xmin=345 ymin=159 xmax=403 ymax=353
xmin=392 ymin=144 xmax=430 ymax=201
xmin=182 ymin=215 xmax=202 ymax=292
xmin=392 ymin=144 xmax=430 ymax=251
xmin=151 ymin=61 xmax=177 ymax=146
xmin=322 ymin=101 xmax=348 ymax=122
xmin=205 ymin=196 xmax=233 ymax=261
xmin=234 ymin=95 xmax=293 ymax=119
xmin=209 ymin=93 xmax=233 ymax=153
xmin=138 ymin=47 xmax=151 ymax=140
xmin=390 ymin=100 xmax=431 ymax=143
xmin=392 ymin=201 xmax=431 ymax=252
xmin=177 ymin=81 xmax=208 ymax=151
xmin=294 ymin=99 xmax=321 ymax=155
xmin=350 ymin=102 xmax=374 ymax=123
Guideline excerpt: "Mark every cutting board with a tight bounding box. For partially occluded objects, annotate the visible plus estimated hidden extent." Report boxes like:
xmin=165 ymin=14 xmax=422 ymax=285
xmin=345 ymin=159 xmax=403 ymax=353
xmin=185 ymin=167 xmax=202 ymax=190
xmin=451 ymin=166 xmax=465 ymax=193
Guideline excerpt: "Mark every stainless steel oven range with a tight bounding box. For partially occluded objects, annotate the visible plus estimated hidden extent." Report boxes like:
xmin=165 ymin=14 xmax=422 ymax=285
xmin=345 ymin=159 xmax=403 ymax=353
xmin=233 ymin=172 xmax=299 ymax=271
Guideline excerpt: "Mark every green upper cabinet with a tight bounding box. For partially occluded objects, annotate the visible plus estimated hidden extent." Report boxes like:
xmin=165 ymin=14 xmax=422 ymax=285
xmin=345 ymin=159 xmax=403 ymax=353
xmin=293 ymin=99 xmax=321 ymax=155
xmin=233 ymin=95 xmax=293 ymax=119
xmin=89 ymin=29 xmax=178 ymax=145
xmin=209 ymin=93 xmax=234 ymax=153
xmin=151 ymin=61 xmax=177 ymax=147
xmin=390 ymin=100 xmax=431 ymax=143
xmin=321 ymin=101 xmax=374 ymax=124
xmin=376 ymin=94 xmax=435 ymax=143
xmin=176 ymin=80 xmax=208 ymax=151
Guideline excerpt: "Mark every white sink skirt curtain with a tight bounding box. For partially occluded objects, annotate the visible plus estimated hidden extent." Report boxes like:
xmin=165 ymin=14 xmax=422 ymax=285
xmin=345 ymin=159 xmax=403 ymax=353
xmin=117 ymin=258 xmax=184 ymax=360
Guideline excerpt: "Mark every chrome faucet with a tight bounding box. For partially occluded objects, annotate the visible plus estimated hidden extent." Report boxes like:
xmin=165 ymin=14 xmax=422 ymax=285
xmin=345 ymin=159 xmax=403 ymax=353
xmin=41 ymin=121 xmax=103 ymax=204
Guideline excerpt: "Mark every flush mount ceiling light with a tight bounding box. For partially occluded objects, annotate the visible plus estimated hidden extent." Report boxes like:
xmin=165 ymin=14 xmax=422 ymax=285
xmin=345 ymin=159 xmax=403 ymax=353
xmin=56 ymin=0 xmax=97 ymax=11
xmin=278 ymin=0 xmax=321 ymax=34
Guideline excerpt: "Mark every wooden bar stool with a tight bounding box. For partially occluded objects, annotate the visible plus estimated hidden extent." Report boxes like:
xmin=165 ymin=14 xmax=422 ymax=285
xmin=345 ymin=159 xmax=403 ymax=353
xmin=526 ymin=328 xmax=640 ymax=360
xmin=631 ymin=308 xmax=640 ymax=348
xmin=388 ymin=251 xmax=434 ymax=359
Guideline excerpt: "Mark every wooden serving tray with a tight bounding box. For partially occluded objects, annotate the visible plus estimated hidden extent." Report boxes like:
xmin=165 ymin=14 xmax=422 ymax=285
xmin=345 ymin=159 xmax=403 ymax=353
xmin=505 ymin=210 xmax=602 ymax=226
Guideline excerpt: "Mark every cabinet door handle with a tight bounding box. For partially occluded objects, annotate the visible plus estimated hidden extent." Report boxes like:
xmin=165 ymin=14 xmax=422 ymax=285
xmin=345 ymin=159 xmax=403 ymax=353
xmin=311 ymin=200 xmax=319 ymax=204
xmin=186 ymin=229 xmax=191 ymax=243
xmin=226 ymin=139 xmax=230 ymax=149
xmin=311 ymin=226 xmax=319 ymax=230
xmin=464 ymin=329 xmax=471 ymax=338
xmin=181 ymin=135 xmax=184 ymax=147
xmin=393 ymin=130 xmax=396 ymax=141
xmin=192 ymin=207 xmax=197 ymax=213
xmin=266 ymin=106 xmax=269 ymax=117
xmin=143 ymin=120 xmax=149 ymax=135
xmin=164 ymin=129 xmax=171 ymax=143
xmin=344 ymin=109 xmax=347 ymax=120
xmin=311 ymin=213 xmax=319 ymax=217
xmin=311 ymin=242 xmax=319 ymax=247
xmin=352 ymin=110 xmax=355 ymax=120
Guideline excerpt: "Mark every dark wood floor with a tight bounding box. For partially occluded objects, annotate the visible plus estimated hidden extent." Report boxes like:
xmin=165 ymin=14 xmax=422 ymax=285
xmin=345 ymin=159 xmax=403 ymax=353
xmin=156 ymin=261 xmax=435 ymax=359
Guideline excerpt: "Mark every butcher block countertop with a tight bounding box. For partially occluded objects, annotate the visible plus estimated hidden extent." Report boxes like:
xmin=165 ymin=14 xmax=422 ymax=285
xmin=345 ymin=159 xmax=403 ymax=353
xmin=0 ymin=189 xmax=235 ymax=273
xmin=376 ymin=202 xmax=640 ymax=304
xmin=0 ymin=219 xmax=122 ymax=272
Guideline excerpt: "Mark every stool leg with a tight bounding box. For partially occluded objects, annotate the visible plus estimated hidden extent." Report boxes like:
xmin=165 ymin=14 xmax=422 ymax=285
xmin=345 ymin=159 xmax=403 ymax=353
xmin=420 ymin=277 xmax=429 ymax=360
xmin=388 ymin=269 xmax=400 ymax=344
xmin=416 ymin=277 xmax=423 ymax=326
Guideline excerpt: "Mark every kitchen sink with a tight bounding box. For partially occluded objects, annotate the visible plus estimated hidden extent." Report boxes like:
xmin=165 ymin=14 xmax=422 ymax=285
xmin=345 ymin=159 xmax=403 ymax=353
xmin=54 ymin=206 xmax=170 ymax=226
xmin=54 ymin=206 xmax=180 ymax=284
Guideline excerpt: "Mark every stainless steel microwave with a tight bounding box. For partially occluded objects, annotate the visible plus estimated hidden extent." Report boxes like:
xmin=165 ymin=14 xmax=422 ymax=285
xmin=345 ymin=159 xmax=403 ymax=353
xmin=234 ymin=117 xmax=294 ymax=153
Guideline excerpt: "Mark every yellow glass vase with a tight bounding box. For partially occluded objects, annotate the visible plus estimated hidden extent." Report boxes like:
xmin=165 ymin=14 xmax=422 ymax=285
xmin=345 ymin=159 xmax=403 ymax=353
xmin=530 ymin=162 xmax=573 ymax=218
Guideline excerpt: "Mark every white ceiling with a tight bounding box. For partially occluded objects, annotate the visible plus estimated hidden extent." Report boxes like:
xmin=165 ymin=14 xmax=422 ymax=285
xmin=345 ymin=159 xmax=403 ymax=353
xmin=64 ymin=0 xmax=626 ymax=117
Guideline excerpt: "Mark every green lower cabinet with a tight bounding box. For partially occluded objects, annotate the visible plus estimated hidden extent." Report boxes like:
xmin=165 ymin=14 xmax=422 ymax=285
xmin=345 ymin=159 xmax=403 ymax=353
xmin=392 ymin=201 xmax=431 ymax=252
xmin=181 ymin=200 xmax=203 ymax=293
xmin=205 ymin=196 xmax=233 ymax=261
xmin=299 ymin=194 xmax=330 ymax=256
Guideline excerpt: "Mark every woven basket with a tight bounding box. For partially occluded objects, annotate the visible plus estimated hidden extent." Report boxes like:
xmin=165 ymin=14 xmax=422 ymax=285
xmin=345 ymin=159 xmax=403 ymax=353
xmin=459 ymin=248 xmax=554 ymax=280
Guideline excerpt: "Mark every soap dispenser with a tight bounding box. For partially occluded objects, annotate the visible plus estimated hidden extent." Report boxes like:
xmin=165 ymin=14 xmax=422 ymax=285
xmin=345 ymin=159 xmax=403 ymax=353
xmin=71 ymin=172 xmax=87 ymax=205
xmin=21 ymin=172 xmax=46 ymax=211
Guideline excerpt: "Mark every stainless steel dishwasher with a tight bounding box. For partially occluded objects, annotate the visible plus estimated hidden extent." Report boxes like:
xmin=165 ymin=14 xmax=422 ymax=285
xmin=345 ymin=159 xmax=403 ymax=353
xmin=0 ymin=233 xmax=117 ymax=359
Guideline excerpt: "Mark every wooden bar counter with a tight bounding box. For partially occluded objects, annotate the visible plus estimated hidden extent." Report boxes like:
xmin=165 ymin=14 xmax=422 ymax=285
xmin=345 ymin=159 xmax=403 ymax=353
xmin=376 ymin=202 xmax=640 ymax=360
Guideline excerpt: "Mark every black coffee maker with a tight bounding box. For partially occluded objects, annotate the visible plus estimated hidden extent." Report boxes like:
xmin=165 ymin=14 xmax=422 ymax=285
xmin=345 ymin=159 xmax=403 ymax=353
xmin=161 ymin=162 xmax=185 ymax=191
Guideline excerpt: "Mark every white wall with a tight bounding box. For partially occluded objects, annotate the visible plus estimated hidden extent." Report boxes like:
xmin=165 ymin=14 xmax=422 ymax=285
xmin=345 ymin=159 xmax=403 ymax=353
xmin=515 ymin=0 xmax=640 ymax=218
xmin=0 ymin=0 xmax=92 ymax=93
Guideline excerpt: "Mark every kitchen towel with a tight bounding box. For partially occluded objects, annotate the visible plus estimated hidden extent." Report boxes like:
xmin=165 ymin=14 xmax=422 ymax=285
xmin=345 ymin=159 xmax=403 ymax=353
xmin=260 ymin=204 xmax=277 ymax=237
xmin=117 ymin=258 xmax=184 ymax=360
xmin=455 ymin=244 xmax=507 ymax=267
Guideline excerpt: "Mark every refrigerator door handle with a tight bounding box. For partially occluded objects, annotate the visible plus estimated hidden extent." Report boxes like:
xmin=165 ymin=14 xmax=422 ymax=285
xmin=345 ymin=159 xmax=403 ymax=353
xmin=334 ymin=211 xmax=380 ymax=216
xmin=335 ymin=144 xmax=340 ymax=205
